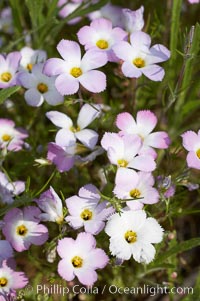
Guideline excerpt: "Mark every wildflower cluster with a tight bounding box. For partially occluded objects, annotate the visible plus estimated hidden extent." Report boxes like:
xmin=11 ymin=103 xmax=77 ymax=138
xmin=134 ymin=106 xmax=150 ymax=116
xmin=0 ymin=1 xmax=199 ymax=300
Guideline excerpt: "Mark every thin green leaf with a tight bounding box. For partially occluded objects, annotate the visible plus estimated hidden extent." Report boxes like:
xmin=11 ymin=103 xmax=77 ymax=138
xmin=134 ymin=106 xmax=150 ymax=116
xmin=0 ymin=86 xmax=21 ymax=104
xmin=154 ymin=238 xmax=200 ymax=265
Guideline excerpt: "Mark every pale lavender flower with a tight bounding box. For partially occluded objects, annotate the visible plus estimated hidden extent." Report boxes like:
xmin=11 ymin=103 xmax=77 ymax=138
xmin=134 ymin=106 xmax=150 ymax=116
xmin=88 ymin=3 xmax=123 ymax=27
xmin=35 ymin=186 xmax=64 ymax=224
xmin=0 ymin=171 xmax=25 ymax=205
xmin=47 ymin=142 xmax=77 ymax=172
xmin=0 ymin=241 xmax=13 ymax=265
xmin=18 ymin=63 xmax=63 ymax=107
xmin=122 ymin=6 xmax=144 ymax=34
xmin=113 ymin=31 xmax=170 ymax=81
xmin=2 ymin=207 xmax=48 ymax=252
xmin=77 ymin=18 xmax=127 ymax=62
xmin=0 ymin=52 xmax=21 ymax=88
xmin=43 ymin=40 xmax=107 ymax=95
xmin=0 ymin=119 xmax=28 ymax=152
xmin=46 ymin=103 xmax=101 ymax=149
xmin=0 ymin=8 xmax=13 ymax=33
xmin=65 ymin=184 xmax=114 ymax=235
xmin=57 ymin=232 xmax=109 ymax=285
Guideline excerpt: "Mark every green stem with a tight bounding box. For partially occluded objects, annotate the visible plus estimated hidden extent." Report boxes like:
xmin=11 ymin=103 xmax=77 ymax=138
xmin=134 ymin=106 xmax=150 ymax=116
xmin=175 ymin=24 xmax=200 ymax=113
xmin=34 ymin=169 xmax=57 ymax=197
xmin=169 ymin=0 xmax=183 ymax=84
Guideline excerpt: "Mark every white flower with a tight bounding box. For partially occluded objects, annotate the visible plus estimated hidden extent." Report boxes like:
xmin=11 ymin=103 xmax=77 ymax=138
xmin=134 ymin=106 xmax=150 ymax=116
xmin=19 ymin=46 xmax=47 ymax=72
xmin=105 ymin=210 xmax=163 ymax=263
xmin=46 ymin=103 xmax=101 ymax=149
xmin=35 ymin=186 xmax=64 ymax=224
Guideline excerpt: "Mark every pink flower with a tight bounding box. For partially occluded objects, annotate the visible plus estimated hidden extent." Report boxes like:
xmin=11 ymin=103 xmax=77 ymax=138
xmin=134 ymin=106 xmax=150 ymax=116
xmin=77 ymin=18 xmax=127 ymax=62
xmin=57 ymin=232 xmax=109 ymax=285
xmin=101 ymin=132 xmax=156 ymax=172
xmin=43 ymin=40 xmax=107 ymax=95
xmin=113 ymin=31 xmax=170 ymax=81
xmin=0 ymin=171 xmax=25 ymax=205
xmin=58 ymin=0 xmax=82 ymax=25
xmin=0 ymin=260 xmax=28 ymax=298
xmin=188 ymin=0 xmax=199 ymax=3
xmin=114 ymin=168 xmax=159 ymax=206
xmin=65 ymin=184 xmax=114 ymax=235
xmin=116 ymin=110 xmax=170 ymax=158
xmin=181 ymin=130 xmax=200 ymax=170
xmin=0 ymin=52 xmax=21 ymax=88
xmin=46 ymin=103 xmax=101 ymax=149
xmin=0 ymin=118 xmax=28 ymax=152
xmin=2 ymin=207 xmax=48 ymax=252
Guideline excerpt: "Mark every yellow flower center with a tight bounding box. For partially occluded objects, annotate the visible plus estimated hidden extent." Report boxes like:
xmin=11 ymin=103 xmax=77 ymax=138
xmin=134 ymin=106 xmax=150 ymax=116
xmin=196 ymin=149 xmax=200 ymax=159
xmin=70 ymin=126 xmax=80 ymax=133
xmin=130 ymin=188 xmax=141 ymax=199
xmin=124 ymin=230 xmax=137 ymax=244
xmin=117 ymin=159 xmax=128 ymax=167
xmin=80 ymin=209 xmax=93 ymax=221
xmin=0 ymin=277 xmax=8 ymax=287
xmin=1 ymin=72 xmax=12 ymax=82
xmin=96 ymin=39 xmax=109 ymax=49
xmin=37 ymin=83 xmax=48 ymax=93
xmin=71 ymin=256 xmax=83 ymax=268
xmin=133 ymin=57 xmax=145 ymax=68
xmin=16 ymin=224 xmax=28 ymax=236
xmin=2 ymin=134 xmax=12 ymax=142
xmin=70 ymin=67 xmax=82 ymax=78
xmin=27 ymin=63 xmax=33 ymax=71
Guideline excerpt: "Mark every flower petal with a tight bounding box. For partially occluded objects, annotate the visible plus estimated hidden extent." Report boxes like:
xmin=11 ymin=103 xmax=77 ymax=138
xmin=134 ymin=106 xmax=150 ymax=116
xmin=128 ymin=155 xmax=156 ymax=172
xmin=55 ymin=129 xmax=76 ymax=147
xmin=81 ymin=50 xmax=107 ymax=72
xmin=181 ymin=130 xmax=199 ymax=151
xmin=44 ymin=89 xmax=64 ymax=105
xmin=136 ymin=110 xmax=157 ymax=135
xmin=43 ymin=58 xmax=69 ymax=76
xmin=58 ymin=259 xmax=75 ymax=281
xmin=57 ymin=39 xmax=81 ymax=64
xmin=77 ymin=103 xmax=101 ymax=129
xmin=46 ymin=111 xmax=73 ymax=128
xmin=186 ymin=151 xmax=200 ymax=170
xmin=142 ymin=64 xmax=165 ymax=81
xmin=24 ymin=88 xmax=44 ymax=107
xmin=122 ymin=61 xmax=142 ymax=78
xmin=55 ymin=73 xmax=79 ymax=95
xmin=79 ymin=70 xmax=106 ymax=93
xmin=116 ymin=112 xmax=136 ymax=132
xmin=130 ymin=31 xmax=151 ymax=49
xmin=145 ymin=131 xmax=170 ymax=149
xmin=75 ymin=129 xmax=98 ymax=149
xmin=17 ymin=72 xmax=36 ymax=88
